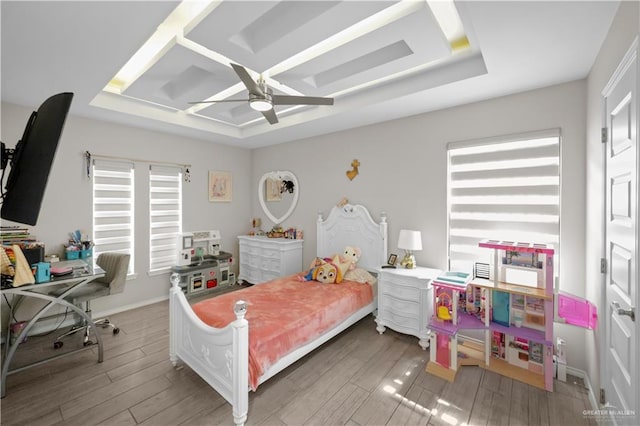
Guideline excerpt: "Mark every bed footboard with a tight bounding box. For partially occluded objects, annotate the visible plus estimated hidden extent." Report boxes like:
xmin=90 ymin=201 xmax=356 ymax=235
xmin=169 ymin=274 xmax=248 ymax=426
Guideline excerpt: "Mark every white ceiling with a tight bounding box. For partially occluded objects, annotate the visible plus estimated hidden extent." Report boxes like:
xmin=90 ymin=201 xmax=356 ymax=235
xmin=1 ymin=1 xmax=619 ymax=149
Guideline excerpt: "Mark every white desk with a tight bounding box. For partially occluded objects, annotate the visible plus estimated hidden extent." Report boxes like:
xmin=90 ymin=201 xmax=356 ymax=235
xmin=1 ymin=260 xmax=105 ymax=397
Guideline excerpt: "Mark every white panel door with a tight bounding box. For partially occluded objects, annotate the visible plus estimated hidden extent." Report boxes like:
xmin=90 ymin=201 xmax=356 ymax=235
xmin=603 ymin=39 xmax=638 ymax=425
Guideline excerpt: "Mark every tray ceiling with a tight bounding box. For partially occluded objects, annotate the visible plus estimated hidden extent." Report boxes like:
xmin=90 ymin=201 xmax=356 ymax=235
xmin=1 ymin=1 xmax=620 ymax=148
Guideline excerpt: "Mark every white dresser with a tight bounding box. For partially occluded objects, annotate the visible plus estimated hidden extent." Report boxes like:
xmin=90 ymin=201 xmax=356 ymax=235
xmin=376 ymin=266 xmax=441 ymax=349
xmin=237 ymin=236 xmax=303 ymax=284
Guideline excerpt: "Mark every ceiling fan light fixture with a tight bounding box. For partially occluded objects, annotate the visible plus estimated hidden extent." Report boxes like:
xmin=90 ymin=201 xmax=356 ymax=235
xmin=250 ymin=98 xmax=273 ymax=111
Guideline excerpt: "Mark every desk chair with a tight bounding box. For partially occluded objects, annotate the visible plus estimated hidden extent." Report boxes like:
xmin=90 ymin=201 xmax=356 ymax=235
xmin=53 ymin=253 xmax=130 ymax=349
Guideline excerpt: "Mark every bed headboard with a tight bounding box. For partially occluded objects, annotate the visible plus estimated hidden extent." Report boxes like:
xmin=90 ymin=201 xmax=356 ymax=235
xmin=316 ymin=203 xmax=388 ymax=272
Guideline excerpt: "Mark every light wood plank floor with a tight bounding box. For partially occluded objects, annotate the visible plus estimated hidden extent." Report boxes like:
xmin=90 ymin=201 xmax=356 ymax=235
xmin=1 ymin=288 xmax=596 ymax=426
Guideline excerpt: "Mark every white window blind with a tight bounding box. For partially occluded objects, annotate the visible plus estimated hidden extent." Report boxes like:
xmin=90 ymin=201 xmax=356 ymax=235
xmin=149 ymin=165 xmax=182 ymax=273
xmin=92 ymin=159 xmax=135 ymax=274
xmin=447 ymin=130 xmax=560 ymax=274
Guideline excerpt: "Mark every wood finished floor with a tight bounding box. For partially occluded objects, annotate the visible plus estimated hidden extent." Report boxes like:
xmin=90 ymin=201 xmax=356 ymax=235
xmin=1 ymin=288 xmax=595 ymax=426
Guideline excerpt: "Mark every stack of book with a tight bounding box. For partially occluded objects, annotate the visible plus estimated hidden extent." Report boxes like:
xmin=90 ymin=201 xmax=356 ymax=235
xmin=1 ymin=226 xmax=37 ymax=246
xmin=1 ymin=227 xmax=44 ymax=267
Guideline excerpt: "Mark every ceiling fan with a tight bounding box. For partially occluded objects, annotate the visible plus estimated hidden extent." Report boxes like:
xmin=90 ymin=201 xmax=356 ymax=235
xmin=190 ymin=63 xmax=334 ymax=124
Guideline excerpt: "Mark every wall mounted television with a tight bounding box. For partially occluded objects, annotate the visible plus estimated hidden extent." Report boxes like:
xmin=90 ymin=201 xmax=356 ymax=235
xmin=1 ymin=92 xmax=74 ymax=226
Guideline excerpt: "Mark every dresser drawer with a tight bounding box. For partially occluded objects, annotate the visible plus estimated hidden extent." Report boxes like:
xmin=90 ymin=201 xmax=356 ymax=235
xmin=247 ymin=245 xmax=262 ymax=255
xmin=380 ymin=308 xmax=420 ymax=331
xmin=380 ymin=281 xmax=420 ymax=301
xmin=382 ymin=295 xmax=420 ymax=317
xmin=247 ymin=254 xmax=261 ymax=268
xmin=382 ymin=272 xmax=427 ymax=288
xmin=260 ymin=257 xmax=281 ymax=272
xmin=261 ymin=248 xmax=280 ymax=259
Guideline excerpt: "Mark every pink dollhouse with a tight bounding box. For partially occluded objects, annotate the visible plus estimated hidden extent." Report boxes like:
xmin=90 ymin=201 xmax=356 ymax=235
xmin=425 ymin=240 xmax=597 ymax=391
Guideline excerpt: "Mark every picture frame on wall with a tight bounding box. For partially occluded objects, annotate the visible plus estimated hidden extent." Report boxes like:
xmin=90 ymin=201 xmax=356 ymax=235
xmin=209 ymin=171 xmax=232 ymax=202
xmin=265 ymin=178 xmax=282 ymax=202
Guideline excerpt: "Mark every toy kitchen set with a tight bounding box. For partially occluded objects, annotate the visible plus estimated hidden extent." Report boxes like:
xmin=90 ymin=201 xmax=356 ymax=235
xmin=171 ymin=230 xmax=234 ymax=297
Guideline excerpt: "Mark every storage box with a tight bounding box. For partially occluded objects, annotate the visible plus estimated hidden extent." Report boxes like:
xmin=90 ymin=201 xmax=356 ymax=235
xmin=32 ymin=262 xmax=50 ymax=283
xmin=80 ymin=248 xmax=92 ymax=259
xmin=23 ymin=246 xmax=45 ymax=265
xmin=66 ymin=250 xmax=80 ymax=260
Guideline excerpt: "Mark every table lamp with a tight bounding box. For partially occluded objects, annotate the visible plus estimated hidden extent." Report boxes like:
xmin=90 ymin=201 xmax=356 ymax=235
xmin=398 ymin=229 xmax=422 ymax=269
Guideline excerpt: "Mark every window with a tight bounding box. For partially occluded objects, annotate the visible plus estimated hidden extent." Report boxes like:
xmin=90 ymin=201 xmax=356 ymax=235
xmin=149 ymin=165 xmax=182 ymax=273
xmin=92 ymin=159 xmax=135 ymax=274
xmin=447 ymin=129 xmax=560 ymax=274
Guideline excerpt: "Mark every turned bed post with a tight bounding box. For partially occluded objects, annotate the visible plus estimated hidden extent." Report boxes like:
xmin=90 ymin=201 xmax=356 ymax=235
xmin=232 ymin=300 xmax=249 ymax=426
xmin=169 ymin=273 xmax=181 ymax=366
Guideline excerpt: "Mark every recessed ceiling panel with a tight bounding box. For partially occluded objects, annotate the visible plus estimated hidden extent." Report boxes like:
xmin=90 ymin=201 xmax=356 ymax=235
xmin=193 ymin=102 xmax=256 ymax=125
xmin=124 ymin=44 xmax=238 ymax=110
xmin=276 ymin=5 xmax=451 ymax=96
xmin=186 ymin=0 xmax=398 ymax=71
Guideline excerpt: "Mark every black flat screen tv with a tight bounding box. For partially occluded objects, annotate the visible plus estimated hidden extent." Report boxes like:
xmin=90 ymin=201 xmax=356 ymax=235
xmin=1 ymin=92 xmax=74 ymax=226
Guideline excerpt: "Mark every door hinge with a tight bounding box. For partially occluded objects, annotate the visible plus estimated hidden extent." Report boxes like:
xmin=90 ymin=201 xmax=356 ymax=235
xmin=601 ymin=127 xmax=608 ymax=143
xmin=600 ymin=388 xmax=606 ymax=404
xmin=601 ymin=258 xmax=607 ymax=274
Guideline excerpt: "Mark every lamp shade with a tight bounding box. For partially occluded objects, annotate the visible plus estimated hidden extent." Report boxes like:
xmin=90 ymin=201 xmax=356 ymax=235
xmin=398 ymin=229 xmax=422 ymax=251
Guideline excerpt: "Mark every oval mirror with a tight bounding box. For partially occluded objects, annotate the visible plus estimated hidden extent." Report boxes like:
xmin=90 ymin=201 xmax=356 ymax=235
xmin=258 ymin=171 xmax=299 ymax=226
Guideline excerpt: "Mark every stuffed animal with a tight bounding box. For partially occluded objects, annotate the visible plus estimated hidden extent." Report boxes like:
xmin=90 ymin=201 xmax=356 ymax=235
xmin=301 ymin=255 xmax=349 ymax=284
xmin=301 ymin=257 xmax=325 ymax=281
xmin=341 ymin=246 xmax=361 ymax=271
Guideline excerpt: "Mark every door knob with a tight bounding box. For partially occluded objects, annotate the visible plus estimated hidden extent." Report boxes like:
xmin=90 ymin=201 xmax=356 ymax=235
xmin=612 ymin=301 xmax=636 ymax=321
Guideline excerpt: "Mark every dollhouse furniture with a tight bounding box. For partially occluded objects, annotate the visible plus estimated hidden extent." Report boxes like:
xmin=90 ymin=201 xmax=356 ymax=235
xmin=376 ymin=266 xmax=441 ymax=349
xmin=425 ymin=240 xmax=597 ymax=392
xmin=237 ymin=236 xmax=303 ymax=284
xmin=436 ymin=291 xmax=453 ymax=321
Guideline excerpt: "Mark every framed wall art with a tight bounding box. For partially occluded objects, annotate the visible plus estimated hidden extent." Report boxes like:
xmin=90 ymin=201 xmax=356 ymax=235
xmin=209 ymin=171 xmax=232 ymax=202
xmin=265 ymin=178 xmax=282 ymax=202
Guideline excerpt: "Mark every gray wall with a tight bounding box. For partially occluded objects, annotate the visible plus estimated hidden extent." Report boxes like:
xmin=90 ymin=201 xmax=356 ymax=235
xmin=4 ymin=30 xmax=624 ymax=382
xmin=252 ymin=79 xmax=589 ymax=371
xmin=1 ymin=105 xmax=252 ymax=324
xmin=585 ymin=0 xmax=639 ymax=399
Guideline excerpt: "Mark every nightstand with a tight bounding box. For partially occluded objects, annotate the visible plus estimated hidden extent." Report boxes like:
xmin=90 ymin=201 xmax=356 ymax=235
xmin=376 ymin=266 xmax=441 ymax=349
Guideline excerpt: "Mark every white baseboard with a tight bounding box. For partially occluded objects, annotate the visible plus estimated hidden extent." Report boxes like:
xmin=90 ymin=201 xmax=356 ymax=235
xmin=94 ymin=294 xmax=169 ymax=318
xmin=567 ymin=366 xmax=599 ymax=410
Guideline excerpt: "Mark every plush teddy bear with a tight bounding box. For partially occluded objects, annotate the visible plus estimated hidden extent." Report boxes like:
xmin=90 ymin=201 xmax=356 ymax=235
xmin=341 ymin=246 xmax=361 ymax=271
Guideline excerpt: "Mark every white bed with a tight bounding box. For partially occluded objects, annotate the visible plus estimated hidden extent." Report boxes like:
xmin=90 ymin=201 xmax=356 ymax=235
xmin=169 ymin=203 xmax=387 ymax=425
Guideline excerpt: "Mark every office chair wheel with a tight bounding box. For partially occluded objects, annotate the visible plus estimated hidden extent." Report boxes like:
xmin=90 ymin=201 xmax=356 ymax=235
xmin=113 ymin=327 xmax=120 ymax=334
xmin=53 ymin=341 xmax=63 ymax=349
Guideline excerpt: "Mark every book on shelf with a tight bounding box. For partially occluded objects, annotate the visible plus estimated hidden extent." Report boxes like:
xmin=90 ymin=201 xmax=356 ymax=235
xmin=434 ymin=271 xmax=472 ymax=287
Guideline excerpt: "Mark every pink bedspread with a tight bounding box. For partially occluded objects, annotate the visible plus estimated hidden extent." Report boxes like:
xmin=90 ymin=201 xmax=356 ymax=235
xmin=192 ymin=275 xmax=374 ymax=390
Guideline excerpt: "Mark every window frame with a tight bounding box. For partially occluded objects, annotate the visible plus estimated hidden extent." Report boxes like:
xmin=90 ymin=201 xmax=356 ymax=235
xmin=446 ymin=128 xmax=561 ymax=279
xmin=148 ymin=165 xmax=183 ymax=275
xmin=92 ymin=159 xmax=135 ymax=276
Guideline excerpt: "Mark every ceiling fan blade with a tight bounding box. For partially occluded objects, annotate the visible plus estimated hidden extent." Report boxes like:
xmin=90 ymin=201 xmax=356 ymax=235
xmin=188 ymin=99 xmax=249 ymax=104
xmin=262 ymin=108 xmax=278 ymax=125
xmin=272 ymin=95 xmax=334 ymax=106
xmin=231 ymin=63 xmax=264 ymax=96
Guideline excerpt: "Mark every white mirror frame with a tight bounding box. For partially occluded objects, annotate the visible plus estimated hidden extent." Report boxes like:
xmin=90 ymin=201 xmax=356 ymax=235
xmin=258 ymin=170 xmax=299 ymax=226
